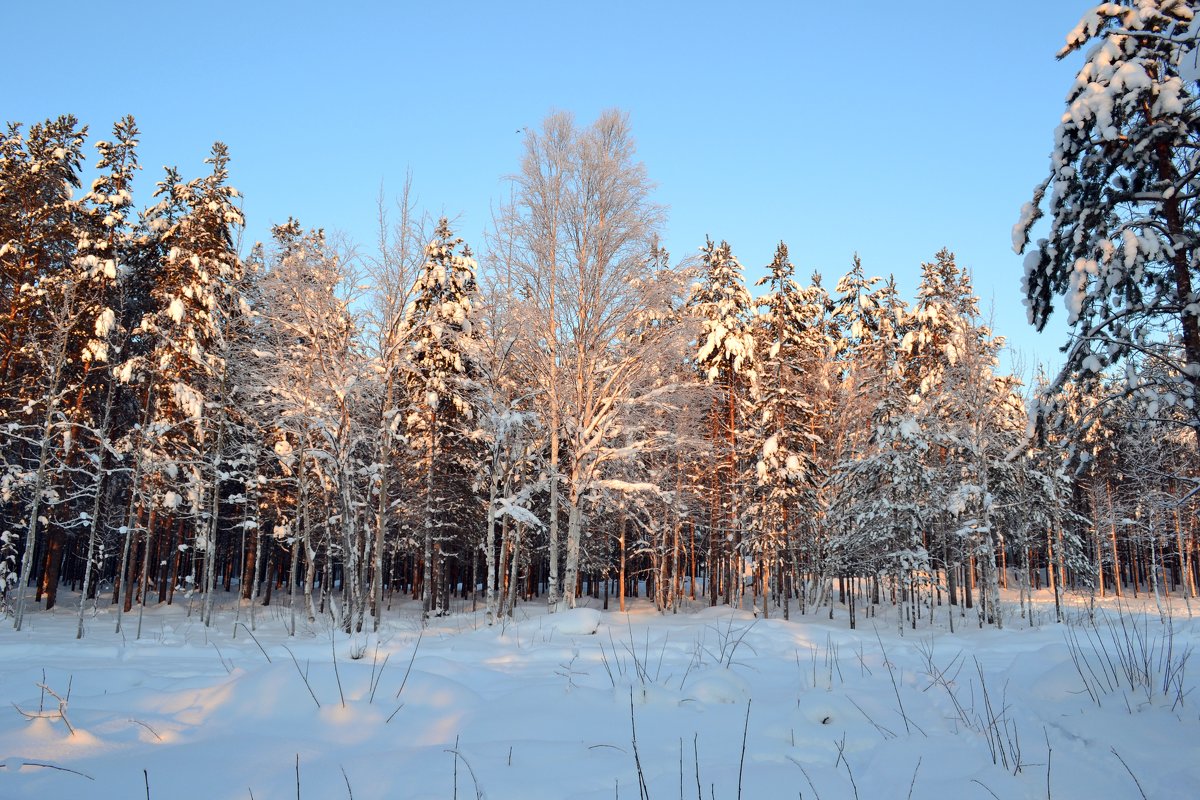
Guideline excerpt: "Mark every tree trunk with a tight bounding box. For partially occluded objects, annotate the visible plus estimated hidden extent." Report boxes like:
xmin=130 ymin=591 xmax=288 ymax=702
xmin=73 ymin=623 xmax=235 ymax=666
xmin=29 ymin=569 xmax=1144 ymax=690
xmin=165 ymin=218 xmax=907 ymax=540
xmin=547 ymin=428 xmax=560 ymax=611
xmin=421 ymin=407 xmax=437 ymax=620
xmin=497 ymin=515 xmax=511 ymax=618
xmin=372 ymin=382 xmax=395 ymax=632
xmin=136 ymin=508 xmax=158 ymax=639
xmin=76 ymin=406 xmax=112 ymax=637
xmin=618 ymin=511 xmax=627 ymax=613
xmin=1106 ymin=481 xmax=1123 ymax=598
xmin=1178 ymin=508 xmax=1196 ymax=599
xmin=562 ymin=487 xmax=583 ymax=610
xmin=505 ymin=523 xmax=522 ymax=617
xmin=39 ymin=525 xmax=66 ymax=612
xmin=202 ymin=418 xmax=226 ymax=627
xmin=485 ymin=466 xmax=499 ymax=624
xmin=12 ymin=387 xmax=61 ymax=631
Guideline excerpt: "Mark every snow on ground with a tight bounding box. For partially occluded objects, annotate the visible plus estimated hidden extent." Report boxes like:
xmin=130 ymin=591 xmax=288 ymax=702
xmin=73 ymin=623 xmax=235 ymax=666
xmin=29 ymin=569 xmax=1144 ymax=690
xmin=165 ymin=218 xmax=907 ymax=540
xmin=0 ymin=590 xmax=1197 ymax=799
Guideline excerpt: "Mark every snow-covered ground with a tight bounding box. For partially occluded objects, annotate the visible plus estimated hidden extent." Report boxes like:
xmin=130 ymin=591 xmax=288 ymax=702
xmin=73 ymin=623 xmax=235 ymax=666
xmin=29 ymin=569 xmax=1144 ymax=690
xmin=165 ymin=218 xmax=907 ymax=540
xmin=1 ymin=590 xmax=1196 ymax=799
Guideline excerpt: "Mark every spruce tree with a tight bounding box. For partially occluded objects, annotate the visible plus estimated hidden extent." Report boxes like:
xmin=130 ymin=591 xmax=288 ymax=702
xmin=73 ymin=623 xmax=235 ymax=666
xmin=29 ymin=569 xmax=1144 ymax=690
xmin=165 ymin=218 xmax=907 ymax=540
xmin=406 ymin=218 xmax=480 ymax=618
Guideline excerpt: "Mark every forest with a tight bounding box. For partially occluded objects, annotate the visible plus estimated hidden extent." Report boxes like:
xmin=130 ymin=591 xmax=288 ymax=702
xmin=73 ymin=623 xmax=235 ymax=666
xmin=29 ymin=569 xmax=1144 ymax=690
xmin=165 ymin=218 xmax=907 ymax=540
xmin=3 ymin=3 xmax=1200 ymax=644
xmin=0 ymin=109 xmax=1193 ymax=641
xmin=4 ymin=4 xmax=1200 ymax=798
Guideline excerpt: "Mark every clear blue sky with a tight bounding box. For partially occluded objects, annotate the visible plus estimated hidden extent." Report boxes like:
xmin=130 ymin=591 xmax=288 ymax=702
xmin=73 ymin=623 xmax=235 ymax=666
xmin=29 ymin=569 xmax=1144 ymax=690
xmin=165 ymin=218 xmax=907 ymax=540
xmin=9 ymin=0 xmax=1089 ymax=376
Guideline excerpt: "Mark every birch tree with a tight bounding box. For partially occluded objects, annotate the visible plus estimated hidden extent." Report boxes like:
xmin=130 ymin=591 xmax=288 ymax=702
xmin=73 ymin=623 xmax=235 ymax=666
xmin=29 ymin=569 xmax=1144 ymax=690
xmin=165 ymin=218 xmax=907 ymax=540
xmin=501 ymin=110 xmax=667 ymax=610
xmin=362 ymin=178 xmax=425 ymax=630
xmin=259 ymin=220 xmax=363 ymax=630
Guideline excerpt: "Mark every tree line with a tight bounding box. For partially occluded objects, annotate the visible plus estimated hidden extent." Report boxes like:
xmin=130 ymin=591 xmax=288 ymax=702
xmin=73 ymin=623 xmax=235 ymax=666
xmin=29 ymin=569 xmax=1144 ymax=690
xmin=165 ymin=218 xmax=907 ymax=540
xmin=4 ymin=72 xmax=1199 ymax=637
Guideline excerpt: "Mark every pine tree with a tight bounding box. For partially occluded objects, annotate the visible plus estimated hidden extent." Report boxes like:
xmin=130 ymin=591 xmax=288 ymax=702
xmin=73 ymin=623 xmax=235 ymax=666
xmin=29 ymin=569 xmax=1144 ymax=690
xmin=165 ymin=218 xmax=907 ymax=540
xmin=903 ymin=248 xmax=980 ymax=397
xmin=72 ymin=116 xmax=141 ymax=632
xmin=749 ymin=243 xmax=819 ymax=618
xmin=1015 ymin=0 xmax=1200 ymax=446
xmin=828 ymin=277 xmax=932 ymax=629
xmin=787 ymin=272 xmax=837 ymax=614
xmin=692 ymin=238 xmax=756 ymax=605
xmin=0 ymin=117 xmax=87 ymax=400
xmin=0 ymin=116 xmax=89 ymax=628
xmin=908 ymin=253 xmax=1015 ymax=628
xmin=130 ymin=143 xmax=246 ymax=628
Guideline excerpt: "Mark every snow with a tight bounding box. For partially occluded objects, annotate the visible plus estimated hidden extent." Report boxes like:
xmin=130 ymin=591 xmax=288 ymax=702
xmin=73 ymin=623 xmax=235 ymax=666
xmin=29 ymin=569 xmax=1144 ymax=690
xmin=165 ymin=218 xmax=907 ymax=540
xmin=167 ymin=297 xmax=185 ymax=324
xmin=897 ymin=417 xmax=921 ymax=441
xmin=762 ymin=434 xmax=779 ymax=460
xmin=94 ymin=308 xmax=115 ymax=339
xmin=1065 ymin=257 xmax=1095 ymax=324
xmin=1154 ymin=75 xmax=1186 ymax=117
xmin=1011 ymin=201 xmax=1040 ymax=254
xmin=0 ymin=592 xmax=1196 ymax=799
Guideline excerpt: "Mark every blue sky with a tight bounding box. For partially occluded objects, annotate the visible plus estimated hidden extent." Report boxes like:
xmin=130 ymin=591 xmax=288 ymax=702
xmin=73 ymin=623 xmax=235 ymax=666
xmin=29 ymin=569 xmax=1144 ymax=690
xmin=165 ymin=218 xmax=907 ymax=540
xmin=9 ymin=1 xmax=1089 ymax=376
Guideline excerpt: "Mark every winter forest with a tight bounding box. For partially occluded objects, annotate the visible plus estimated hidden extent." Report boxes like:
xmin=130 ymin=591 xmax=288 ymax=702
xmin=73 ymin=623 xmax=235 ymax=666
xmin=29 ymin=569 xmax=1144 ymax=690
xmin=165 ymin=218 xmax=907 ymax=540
xmin=2 ymin=2 xmax=1200 ymax=799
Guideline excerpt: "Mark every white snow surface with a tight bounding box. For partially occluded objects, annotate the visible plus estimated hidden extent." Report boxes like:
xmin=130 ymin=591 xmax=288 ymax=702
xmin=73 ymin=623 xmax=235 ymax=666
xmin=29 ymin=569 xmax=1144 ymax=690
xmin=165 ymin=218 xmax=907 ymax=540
xmin=0 ymin=592 xmax=1197 ymax=799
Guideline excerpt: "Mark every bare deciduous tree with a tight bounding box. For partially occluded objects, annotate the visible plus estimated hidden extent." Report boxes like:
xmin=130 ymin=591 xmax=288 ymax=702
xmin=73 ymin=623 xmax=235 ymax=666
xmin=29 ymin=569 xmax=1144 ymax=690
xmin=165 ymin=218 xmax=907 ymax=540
xmin=499 ymin=109 xmax=667 ymax=609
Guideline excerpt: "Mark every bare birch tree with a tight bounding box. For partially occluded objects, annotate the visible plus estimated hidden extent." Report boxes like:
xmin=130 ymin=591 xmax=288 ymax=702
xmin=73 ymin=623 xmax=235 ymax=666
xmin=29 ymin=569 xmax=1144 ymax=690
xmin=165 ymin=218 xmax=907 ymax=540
xmin=499 ymin=110 xmax=667 ymax=609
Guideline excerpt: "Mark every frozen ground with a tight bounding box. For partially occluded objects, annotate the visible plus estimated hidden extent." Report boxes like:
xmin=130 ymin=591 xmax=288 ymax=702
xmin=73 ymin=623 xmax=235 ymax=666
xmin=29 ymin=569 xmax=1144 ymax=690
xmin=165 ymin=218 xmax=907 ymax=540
xmin=0 ymin=589 xmax=1196 ymax=799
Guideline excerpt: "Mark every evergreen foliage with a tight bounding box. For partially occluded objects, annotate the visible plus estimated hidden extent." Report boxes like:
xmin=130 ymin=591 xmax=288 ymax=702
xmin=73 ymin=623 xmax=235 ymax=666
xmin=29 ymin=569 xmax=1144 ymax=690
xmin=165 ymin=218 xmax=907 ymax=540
xmin=0 ymin=103 xmax=1195 ymax=635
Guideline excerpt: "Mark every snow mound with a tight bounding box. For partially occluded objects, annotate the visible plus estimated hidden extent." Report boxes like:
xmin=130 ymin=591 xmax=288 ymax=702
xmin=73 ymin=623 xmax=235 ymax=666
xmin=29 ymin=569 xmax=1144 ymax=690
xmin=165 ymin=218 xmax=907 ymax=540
xmin=685 ymin=666 xmax=749 ymax=704
xmin=506 ymin=607 xmax=603 ymax=640
xmin=544 ymin=607 xmax=602 ymax=636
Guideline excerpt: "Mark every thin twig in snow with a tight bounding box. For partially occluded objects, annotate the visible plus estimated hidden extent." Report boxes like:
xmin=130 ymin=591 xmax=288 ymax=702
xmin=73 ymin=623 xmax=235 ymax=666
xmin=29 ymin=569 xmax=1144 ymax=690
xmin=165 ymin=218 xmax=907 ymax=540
xmin=211 ymin=641 xmax=233 ymax=674
xmin=0 ymin=759 xmax=94 ymax=780
xmin=785 ymin=756 xmax=822 ymax=800
xmin=1044 ymin=727 xmax=1052 ymax=799
xmin=737 ymin=699 xmax=751 ymax=800
xmin=833 ymin=734 xmax=859 ymax=800
xmin=907 ymin=757 xmax=922 ymax=800
xmin=874 ymin=626 xmax=914 ymax=736
xmin=129 ymin=718 xmax=163 ymax=741
xmin=1110 ymin=747 xmax=1149 ymax=800
xmin=629 ymin=688 xmax=649 ymax=800
xmin=282 ymin=645 xmax=321 ymax=709
xmin=970 ymin=779 xmax=1001 ymax=800
xmin=331 ymin=631 xmax=346 ymax=708
xmin=443 ymin=739 xmax=485 ymax=800
xmin=235 ymin=622 xmax=272 ymax=662
xmin=394 ymin=631 xmax=423 ymax=699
